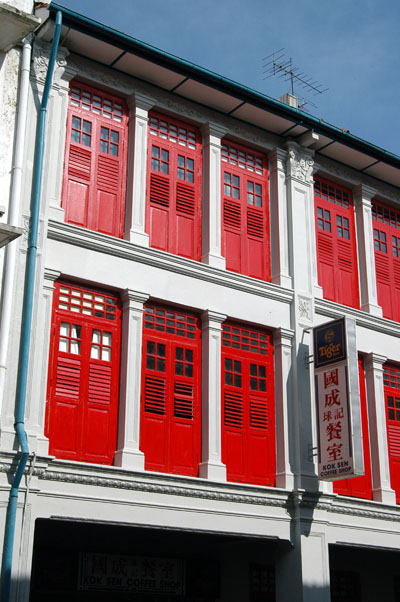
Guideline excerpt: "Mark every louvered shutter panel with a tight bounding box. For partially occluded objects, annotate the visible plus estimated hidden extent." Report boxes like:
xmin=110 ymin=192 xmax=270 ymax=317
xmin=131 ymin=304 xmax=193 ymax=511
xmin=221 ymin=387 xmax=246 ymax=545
xmin=333 ymin=358 xmax=372 ymax=499
xmin=46 ymin=283 xmax=121 ymax=465
xmin=316 ymin=230 xmax=336 ymax=301
xmin=146 ymin=113 xmax=202 ymax=260
xmin=62 ymin=83 xmax=128 ymax=238
xmin=221 ymin=143 xmax=270 ymax=281
xmin=375 ymin=252 xmax=394 ymax=319
xmin=383 ymin=364 xmax=400 ymax=503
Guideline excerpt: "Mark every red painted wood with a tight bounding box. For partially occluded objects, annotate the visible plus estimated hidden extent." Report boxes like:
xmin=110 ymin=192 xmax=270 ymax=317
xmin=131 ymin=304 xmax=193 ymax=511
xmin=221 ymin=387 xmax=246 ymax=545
xmin=383 ymin=364 xmax=400 ymax=503
xmin=314 ymin=177 xmax=360 ymax=308
xmin=372 ymin=201 xmax=400 ymax=322
xmin=333 ymin=358 xmax=372 ymax=499
xmin=46 ymin=282 xmax=121 ymax=464
xmin=221 ymin=142 xmax=270 ymax=281
xmin=221 ymin=323 xmax=275 ymax=485
xmin=146 ymin=113 xmax=202 ymax=260
xmin=140 ymin=304 xmax=201 ymax=476
xmin=62 ymin=82 xmax=128 ymax=238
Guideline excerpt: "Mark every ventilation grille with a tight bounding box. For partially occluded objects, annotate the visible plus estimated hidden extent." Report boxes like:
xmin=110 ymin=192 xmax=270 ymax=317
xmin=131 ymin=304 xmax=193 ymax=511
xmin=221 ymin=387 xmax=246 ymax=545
xmin=224 ymin=391 xmax=242 ymax=428
xmin=150 ymin=174 xmax=169 ymax=207
xmin=68 ymin=146 xmax=91 ymax=180
xmin=97 ymin=156 xmax=119 ymax=190
xmin=393 ymin=262 xmax=400 ymax=289
xmin=224 ymin=200 xmax=241 ymax=229
xmin=388 ymin=424 xmax=400 ymax=458
xmin=174 ymin=382 xmax=194 ymax=419
xmin=176 ymin=183 xmax=195 ymax=216
xmin=337 ymin=240 xmax=353 ymax=272
xmin=247 ymin=209 xmax=264 ymax=238
xmin=55 ymin=357 xmax=80 ymax=400
xmin=144 ymin=376 xmax=166 ymax=415
xmin=88 ymin=364 xmax=112 ymax=405
xmin=375 ymin=254 xmax=390 ymax=285
xmin=318 ymin=234 xmax=333 ymax=263
xmin=250 ymin=398 xmax=268 ymax=429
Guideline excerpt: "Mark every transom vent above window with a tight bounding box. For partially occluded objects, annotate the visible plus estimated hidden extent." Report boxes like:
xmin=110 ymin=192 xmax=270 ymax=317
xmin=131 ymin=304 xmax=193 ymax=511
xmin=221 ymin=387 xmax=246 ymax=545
xmin=222 ymin=324 xmax=269 ymax=354
xmin=384 ymin=366 xmax=400 ymax=389
xmin=372 ymin=200 xmax=400 ymax=229
xmin=222 ymin=143 xmax=263 ymax=175
xmin=144 ymin=306 xmax=198 ymax=339
xmin=57 ymin=285 xmax=118 ymax=321
xmin=149 ymin=115 xmax=197 ymax=149
xmin=70 ymin=85 xmax=124 ymax=123
xmin=314 ymin=178 xmax=350 ymax=208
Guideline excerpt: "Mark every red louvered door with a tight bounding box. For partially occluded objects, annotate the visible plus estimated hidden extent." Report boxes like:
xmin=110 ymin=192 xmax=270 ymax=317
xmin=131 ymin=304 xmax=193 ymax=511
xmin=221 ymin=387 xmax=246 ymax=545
xmin=146 ymin=113 xmax=202 ymax=260
xmin=314 ymin=178 xmax=359 ymax=308
xmin=62 ymin=83 xmax=128 ymax=238
xmin=221 ymin=323 xmax=275 ymax=485
xmin=372 ymin=201 xmax=400 ymax=322
xmin=46 ymin=283 xmax=121 ymax=464
xmin=140 ymin=305 xmax=201 ymax=476
xmin=383 ymin=364 xmax=400 ymax=503
xmin=333 ymin=358 xmax=372 ymax=499
xmin=221 ymin=142 xmax=270 ymax=281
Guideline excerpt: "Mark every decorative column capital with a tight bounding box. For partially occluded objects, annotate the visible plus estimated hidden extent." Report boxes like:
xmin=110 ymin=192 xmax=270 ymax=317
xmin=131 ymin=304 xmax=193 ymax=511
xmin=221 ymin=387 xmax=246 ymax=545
xmin=269 ymin=146 xmax=287 ymax=171
xmin=273 ymin=327 xmax=295 ymax=347
xmin=353 ymin=183 xmax=377 ymax=205
xmin=43 ymin=268 xmax=61 ymax=283
xmin=127 ymin=92 xmax=155 ymax=113
xmin=201 ymin=310 xmax=227 ymax=328
xmin=365 ymin=352 xmax=387 ymax=371
xmin=200 ymin=122 xmax=228 ymax=141
xmin=121 ymin=289 xmax=149 ymax=310
xmin=286 ymin=141 xmax=315 ymax=184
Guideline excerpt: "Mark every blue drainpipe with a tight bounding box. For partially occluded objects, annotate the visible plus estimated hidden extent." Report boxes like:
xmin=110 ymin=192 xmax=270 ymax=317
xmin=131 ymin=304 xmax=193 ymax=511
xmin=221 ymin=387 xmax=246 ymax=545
xmin=0 ymin=11 xmax=62 ymax=602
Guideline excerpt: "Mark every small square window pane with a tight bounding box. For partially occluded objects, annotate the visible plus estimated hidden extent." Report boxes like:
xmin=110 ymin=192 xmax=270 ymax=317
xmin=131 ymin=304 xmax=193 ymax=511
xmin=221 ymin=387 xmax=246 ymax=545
xmin=147 ymin=341 xmax=155 ymax=354
xmin=147 ymin=356 xmax=155 ymax=370
xmin=72 ymin=116 xmax=81 ymax=129
xmin=152 ymin=146 xmax=160 ymax=158
xmin=250 ymin=364 xmax=257 ymax=376
xmin=100 ymin=140 xmax=108 ymax=153
xmin=259 ymin=380 xmax=266 ymax=392
xmin=71 ymin=130 xmax=80 ymax=143
xmin=176 ymin=347 xmax=183 ymax=360
xmin=224 ymin=173 xmax=230 ymax=184
xmin=60 ymin=322 xmax=70 ymax=337
xmin=71 ymin=325 xmax=81 ymax=338
xmin=102 ymin=332 xmax=112 ymax=346
xmin=234 ymin=360 xmax=241 ymax=373
xmin=157 ymin=358 xmax=165 ymax=371
xmin=92 ymin=330 xmax=101 ymax=344
xmin=175 ymin=362 xmax=183 ymax=375
xmin=158 ymin=343 xmax=166 ymax=357
xmin=225 ymin=372 xmax=232 ymax=385
xmin=225 ymin=358 xmax=232 ymax=370
xmin=91 ymin=345 xmax=100 ymax=359
xmin=187 ymin=159 xmax=194 ymax=170
xmin=100 ymin=127 xmax=109 ymax=139
xmin=186 ymin=349 xmax=193 ymax=362
xmin=185 ymin=365 xmax=193 ymax=377
xmin=110 ymin=130 xmax=119 ymax=143
xmin=161 ymin=163 xmax=169 ymax=174
xmin=82 ymin=134 xmax=91 ymax=146
xmin=59 ymin=337 xmax=69 ymax=352
xmin=233 ymin=175 xmax=240 ymax=187
xmin=178 ymin=168 xmax=185 ymax=180
xmin=152 ymin=159 xmax=160 ymax=171
xmin=161 ymin=149 xmax=169 ymax=161
xmin=250 ymin=378 xmax=257 ymax=390
xmin=110 ymin=144 xmax=118 ymax=156
xmin=187 ymin=172 xmax=194 ymax=183
xmin=234 ymin=374 xmax=242 ymax=387
xmin=233 ymin=188 xmax=240 ymax=199
xmin=178 ymin=155 xmax=185 ymax=167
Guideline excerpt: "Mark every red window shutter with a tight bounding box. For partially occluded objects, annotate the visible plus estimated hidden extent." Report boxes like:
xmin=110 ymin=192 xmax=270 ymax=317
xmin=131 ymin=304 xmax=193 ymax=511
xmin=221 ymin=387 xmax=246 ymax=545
xmin=146 ymin=113 xmax=202 ymax=260
xmin=46 ymin=283 xmax=121 ymax=465
xmin=221 ymin=323 xmax=275 ymax=486
xmin=140 ymin=305 xmax=201 ymax=476
xmin=314 ymin=177 xmax=359 ymax=308
xmin=383 ymin=364 xmax=400 ymax=503
xmin=372 ymin=201 xmax=400 ymax=321
xmin=62 ymin=83 xmax=128 ymax=238
xmin=333 ymin=358 xmax=372 ymax=499
xmin=221 ymin=142 xmax=270 ymax=281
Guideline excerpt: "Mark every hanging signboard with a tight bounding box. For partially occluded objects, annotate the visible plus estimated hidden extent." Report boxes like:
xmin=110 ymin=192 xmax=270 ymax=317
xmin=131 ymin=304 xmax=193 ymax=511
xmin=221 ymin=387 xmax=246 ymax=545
xmin=79 ymin=553 xmax=185 ymax=594
xmin=313 ymin=317 xmax=364 ymax=481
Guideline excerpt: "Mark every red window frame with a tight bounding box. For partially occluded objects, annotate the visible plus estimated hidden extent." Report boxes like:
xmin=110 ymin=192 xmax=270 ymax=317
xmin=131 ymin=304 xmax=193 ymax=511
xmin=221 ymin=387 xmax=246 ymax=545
xmin=221 ymin=322 xmax=275 ymax=485
xmin=140 ymin=304 xmax=201 ymax=476
xmin=62 ymin=82 xmax=129 ymax=238
xmin=333 ymin=357 xmax=372 ymax=499
xmin=45 ymin=282 xmax=121 ymax=464
xmin=221 ymin=141 xmax=270 ymax=281
xmin=384 ymin=364 xmax=400 ymax=503
xmin=314 ymin=177 xmax=359 ymax=308
xmin=372 ymin=200 xmax=400 ymax=321
xmin=146 ymin=112 xmax=202 ymax=261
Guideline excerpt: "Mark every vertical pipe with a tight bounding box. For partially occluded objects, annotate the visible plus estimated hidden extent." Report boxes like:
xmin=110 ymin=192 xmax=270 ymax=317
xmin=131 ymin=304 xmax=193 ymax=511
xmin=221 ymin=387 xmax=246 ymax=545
xmin=0 ymin=12 xmax=62 ymax=602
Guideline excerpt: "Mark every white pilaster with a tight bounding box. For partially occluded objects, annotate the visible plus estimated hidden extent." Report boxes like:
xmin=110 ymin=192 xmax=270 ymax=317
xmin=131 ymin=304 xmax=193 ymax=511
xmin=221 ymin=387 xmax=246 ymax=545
xmin=123 ymin=93 xmax=154 ymax=246
xmin=199 ymin=310 xmax=227 ymax=481
xmin=114 ymin=289 xmax=149 ymax=470
xmin=353 ymin=184 xmax=382 ymax=316
xmin=201 ymin=123 xmax=226 ymax=269
xmin=269 ymin=147 xmax=291 ymax=288
xmin=274 ymin=327 xmax=295 ymax=490
xmin=364 ymin=353 xmax=396 ymax=504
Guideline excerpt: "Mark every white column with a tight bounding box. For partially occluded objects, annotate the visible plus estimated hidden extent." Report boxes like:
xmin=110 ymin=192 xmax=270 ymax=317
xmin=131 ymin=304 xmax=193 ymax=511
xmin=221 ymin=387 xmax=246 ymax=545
xmin=123 ymin=93 xmax=154 ymax=246
xmin=201 ymin=123 xmax=226 ymax=269
xmin=199 ymin=310 xmax=227 ymax=481
xmin=274 ymin=327 xmax=295 ymax=490
xmin=269 ymin=147 xmax=291 ymax=288
xmin=364 ymin=353 xmax=396 ymax=504
xmin=114 ymin=289 xmax=149 ymax=470
xmin=354 ymin=184 xmax=382 ymax=316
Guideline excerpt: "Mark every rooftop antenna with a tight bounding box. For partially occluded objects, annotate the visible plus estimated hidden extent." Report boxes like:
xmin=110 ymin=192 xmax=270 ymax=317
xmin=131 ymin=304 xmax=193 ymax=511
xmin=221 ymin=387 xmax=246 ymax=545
xmin=262 ymin=49 xmax=328 ymax=99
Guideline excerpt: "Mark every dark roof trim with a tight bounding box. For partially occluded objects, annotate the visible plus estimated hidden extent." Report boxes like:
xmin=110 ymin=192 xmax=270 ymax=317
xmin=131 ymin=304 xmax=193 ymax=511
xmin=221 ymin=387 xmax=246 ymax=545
xmin=47 ymin=3 xmax=400 ymax=170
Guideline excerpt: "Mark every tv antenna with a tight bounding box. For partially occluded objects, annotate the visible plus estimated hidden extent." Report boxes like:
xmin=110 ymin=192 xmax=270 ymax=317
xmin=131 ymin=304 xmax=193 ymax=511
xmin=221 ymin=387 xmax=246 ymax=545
xmin=262 ymin=48 xmax=328 ymax=98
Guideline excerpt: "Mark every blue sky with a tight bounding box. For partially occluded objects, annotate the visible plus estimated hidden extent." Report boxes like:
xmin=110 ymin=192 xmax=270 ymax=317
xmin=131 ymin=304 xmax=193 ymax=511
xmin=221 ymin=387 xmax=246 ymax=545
xmin=56 ymin=0 xmax=400 ymax=155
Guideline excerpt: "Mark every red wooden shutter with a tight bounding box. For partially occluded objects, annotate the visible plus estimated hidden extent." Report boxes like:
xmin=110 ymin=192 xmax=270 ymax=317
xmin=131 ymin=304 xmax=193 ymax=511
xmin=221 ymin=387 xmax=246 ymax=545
xmin=62 ymin=83 xmax=128 ymax=238
xmin=333 ymin=357 xmax=372 ymax=499
xmin=140 ymin=305 xmax=201 ymax=476
xmin=221 ymin=142 xmax=270 ymax=281
xmin=372 ymin=201 xmax=400 ymax=321
xmin=314 ymin=177 xmax=359 ymax=308
xmin=221 ymin=323 xmax=275 ymax=485
xmin=46 ymin=283 xmax=121 ymax=464
xmin=146 ymin=113 xmax=202 ymax=260
xmin=383 ymin=364 xmax=400 ymax=503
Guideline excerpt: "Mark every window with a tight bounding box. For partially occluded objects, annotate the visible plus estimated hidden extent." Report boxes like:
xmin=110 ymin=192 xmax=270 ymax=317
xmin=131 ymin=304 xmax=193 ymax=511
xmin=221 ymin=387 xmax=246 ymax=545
xmin=62 ymin=82 xmax=128 ymax=237
xmin=46 ymin=282 xmax=121 ymax=464
xmin=314 ymin=177 xmax=359 ymax=308
xmin=140 ymin=304 xmax=201 ymax=476
xmin=222 ymin=142 xmax=270 ymax=280
xmin=372 ymin=201 xmax=400 ymax=321
xmin=384 ymin=364 xmax=400 ymax=503
xmin=146 ymin=113 xmax=202 ymax=260
xmin=330 ymin=571 xmax=361 ymax=602
xmin=333 ymin=358 xmax=372 ymax=499
xmin=221 ymin=323 xmax=275 ymax=485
